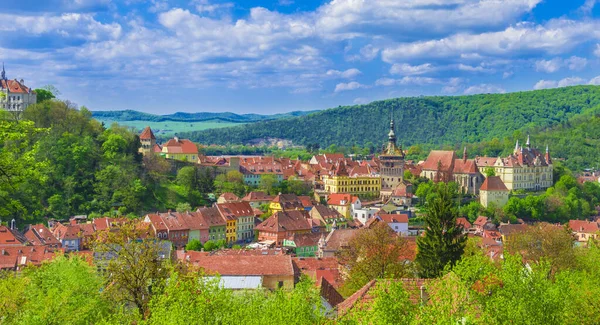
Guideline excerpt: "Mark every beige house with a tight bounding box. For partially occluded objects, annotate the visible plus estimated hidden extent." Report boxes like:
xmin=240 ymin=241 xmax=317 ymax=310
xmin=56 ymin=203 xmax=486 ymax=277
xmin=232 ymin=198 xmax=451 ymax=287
xmin=568 ymin=220 xmax=599 ymax=244
xmin=475 ymin=138 xmax=553 ymax=191
xmin=479 ymin=176 xmax=509 ymax=208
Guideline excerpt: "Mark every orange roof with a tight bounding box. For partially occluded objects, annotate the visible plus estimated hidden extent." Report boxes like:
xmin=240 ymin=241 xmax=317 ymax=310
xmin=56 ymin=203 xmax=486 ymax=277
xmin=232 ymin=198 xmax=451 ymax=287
xmin=0 ymin=226 xmax=28 ymax=246
xmin=255 ymin=210 xmax=312 ymax=233
xmin=216 ymin=202 xmax=254 ymax=218
xmin=219 ymin=192 xmax=240 ymax=202
xmin=327 ymin=193 xmax=358 ymax=206
xmin=421 ymin=150 xmax=456 ymax=171
xmin=474 ymin=216 xmax=488 ymax=227
xmin=25 ymin=224 xmax=61 ymax=246
xmin=456 ymin=217 xmax=472 ymax=230
xmin=0 ymin=79 xmax=32 ymax=93
xmin=569 ymin=220 xmax=599 ymax=233
xmin=242 ymin=191 xmax=274 ymax=202
xmin=453 ymin=158 xmax=478 ymax=174
xmin=187 ymin=254 xmax=294 ymax=276
xmin=139 ymin=126 xmax=155 ymax=140
xmin=162 ymin=138 xmax=198 ymax=154
xmin=378 ymin=213 xmax=409 ymax=223
xmin=480 ymin=176 xmax=508 ymax=191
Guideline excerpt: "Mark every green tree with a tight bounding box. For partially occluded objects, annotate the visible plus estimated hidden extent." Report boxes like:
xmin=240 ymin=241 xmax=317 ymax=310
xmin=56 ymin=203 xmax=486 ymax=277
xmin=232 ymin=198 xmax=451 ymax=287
xmin=33 ymin=88 xmax=56 ymax=103
xmin=416 ymin=183 xmax=466 ymax=278
xmin=185 ymin=239 xmax=203 ymax=251
xmin=259 ymin=174 xmax=279 ymax=195
xmin=176 ymin=202 xmax=192 ymax=213
xmin=484 ymin=167 xmax=496 ymax=177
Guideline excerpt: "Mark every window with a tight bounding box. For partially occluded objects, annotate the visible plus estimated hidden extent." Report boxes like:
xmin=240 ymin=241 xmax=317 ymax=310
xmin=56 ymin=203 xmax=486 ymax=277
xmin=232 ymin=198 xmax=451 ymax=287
xmin=278 ymin=281 xmax=284 ymax=288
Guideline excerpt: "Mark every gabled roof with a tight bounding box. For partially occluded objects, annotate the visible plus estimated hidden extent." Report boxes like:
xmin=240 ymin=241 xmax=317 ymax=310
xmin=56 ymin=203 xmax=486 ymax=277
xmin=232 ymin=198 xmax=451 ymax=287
xmin=255 ymin=210 xmax=312 ymax=233
xmin=421 ymin=150 xmax=456 ymax=171
xmin=139 ymin=126 xmax=155 ymax=140
xmin=298 ymin=196 xmax=315 ymax=208
xmin=0 ymin=79 xmax=32 ymax=93
xmin=179 ymin=211 xmax=210 ymax=231
xmin=453 ymin=158 xmax=479 ymax=174
xmin=480 ymin=176 xmax=508 ymax=191
xmin=327 ymin=193 xmax=358 ymax=206
xmin=242 ymin=191 xmax=274 ymax=202
xmin=320 ymin=277 xmax=344 ymax=307
xmin=188 ymin=254 xmax=294 ymax=276
xmin=323 ymin=228 xmax=359 ymax=251
xmin=219 ymin=192 xmax=240 ymax=202
xmin=568 ymin=220 xmax=599 ymax=233
xmin=25 ymin=224 xmax=61 ymax=246
xmin=216 ymin=202 xmax=254 ymax=218
xmin=378 ymin=213 xmax=409 ymax=224
xmin=197 ymin=207 xmax=227 ymax=227
xmin=456 ymin=217 xmax=472 ymax=230
xmin=312 ymin=205 xmax=343 ymax=221
xmin=288 ymin=232 xmax=321 ymax=247
xmin=498 ymin=223 xmax=528 ymax=236
xmin=0 ymin=226 xmax=28 ymax=246
xmin=474 ymin=216 xmax=488 ymax=227
xmin=145 ymin=214 xmax=168 ymax=232
xmin=51 ymin=223 xmax=82 ymax=241
xmin=162 ymin=138 xmax=198 ymax=154
xmin=272 ymin=194 xmax=304 ymax=210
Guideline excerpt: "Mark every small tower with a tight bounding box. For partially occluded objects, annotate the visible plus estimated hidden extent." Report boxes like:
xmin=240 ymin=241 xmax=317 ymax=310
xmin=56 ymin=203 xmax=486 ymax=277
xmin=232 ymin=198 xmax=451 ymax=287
xmin=138 ymin=126 xmax=156 ymax=156
xmin=545 ymin=144 xmax=552 ymax=165
xmin=526 ymin=135 xmax=531 ymax=150
xmin=379 ymin=113 xmax=405 ymax=199
xmin=463 ymin=146 xmax=467 ymax=162
xmin=514 ymin=139 xmax=519 ymax=153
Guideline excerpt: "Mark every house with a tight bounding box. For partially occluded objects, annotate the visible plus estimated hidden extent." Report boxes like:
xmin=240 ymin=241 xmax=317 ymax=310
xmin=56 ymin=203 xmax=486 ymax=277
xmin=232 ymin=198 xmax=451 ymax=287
xmin=568 ymin=220 xmax=599 ymax=244
xmin=198 ymin=207 xmax=227 ymax=242
xmin=255 ymin=210 xmax=312 ymax=246
xmin=242 ymin=191 xmax=274 ymax=209
xmin=217 ymin=192 xmax=240 ymax=204
xmin=497 ymin=223 xmax=528 ymax=244
xmin=475 ymin=138 xmax=553 ymax=191
xmin=138 ymin=126 xmax=161 ymax=156
xmin=420 ymin=148 xmax=483 ymax=194
xmin=322 ymin=161 xmax=381 ymax=197
xmin=473 ymin=216 xmax=489 ymax=235
xmin=182 ymin=253 xmax=295 ymax=290
xmin=179 ymin=211 xmax=210 ymax=244
xmin=24 ymin=224 xmax=62 ymax=248
xmin=285 ymin=232 xmax=322 ymax=257
xmin=350 ymin=197 xmax=378 ymax=225
xmin=327 ymin=193 xmax=358 ymax=219
xmin=455 ymin=217 xmax=472 ymax=233
xmin=320 ymin=277 xmax=345 ymax=316
xmin=158 ymin=212 xmax=190 ymax=248
xmin=0 ymin=65 xmax=37 ymax=113
xmin=216 ymin=202 xmax=255 ymax=242
xmin=238 ymin=156 xmax=284 ymax=186
xmin=51 ymin=223 xmax=82 ymax=251
xmin=337 ymin=279 xmax=430 ymax=317
xmin=378 ymin=213 xmax=409 ymax=235
xmin=389 ymin=181 xmax=413 ymax=207
xmin=310 ymin=205 xmax=347 ymax=231
xmin=479 ymin=176 xmax=509 ymax=208
xmin=292 ymin=257 xmax=343 ymax=288
xmin=0 ymin=225 xmax=28 ymax=247
xmin=0 ymin=246 xmax=62 ymax=271
xmin=144 ymin=214 xmax=169 ymax=241
xmin=318 ymin=228 xmax=359 ymax=258
xmin=270 ymin=193 xmax=305 ymax=213
xmin=298 ymin=196 xmax=315 ymax=211
xmin=161 ymin=136 xmax=198 ymax=161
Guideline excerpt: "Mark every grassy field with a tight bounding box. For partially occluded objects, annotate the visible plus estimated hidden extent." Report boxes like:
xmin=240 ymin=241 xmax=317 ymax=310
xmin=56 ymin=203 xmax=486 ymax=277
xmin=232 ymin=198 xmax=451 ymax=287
xmin=95 ymin=119 xmax=244 ymax=137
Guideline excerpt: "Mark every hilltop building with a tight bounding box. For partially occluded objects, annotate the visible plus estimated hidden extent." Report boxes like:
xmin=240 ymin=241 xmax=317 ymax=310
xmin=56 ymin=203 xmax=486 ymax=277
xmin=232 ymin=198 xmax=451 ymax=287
xmin=479 ymin=176 xmax=509 ymax=208
xmin=0 ymin=64 xmax=36 ymax=112
xmin=475 ymin=137 xmax=553 ymax=191
xmin=162 ymin=136 xmax=199 ymax=161
xmin=138 ymin=126 xmax=162 ymax=156
xmin=379 ymin=116 xmax=406 ymax=200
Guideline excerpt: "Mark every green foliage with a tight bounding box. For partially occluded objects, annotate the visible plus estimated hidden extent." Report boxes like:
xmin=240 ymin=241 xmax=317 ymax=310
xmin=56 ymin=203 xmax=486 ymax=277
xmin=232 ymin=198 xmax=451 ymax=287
xmin=33 ymin=89 xmax=56 ymax=103
xmin=484 ymin=167 xmax=496 ymax=177
xmin=214 ymin=170 xmax=246 ymax=197
xmin=185 ymin=239 xmax=203 ymax=251
xmin=416 ymin=183 xmax=467 ymax=278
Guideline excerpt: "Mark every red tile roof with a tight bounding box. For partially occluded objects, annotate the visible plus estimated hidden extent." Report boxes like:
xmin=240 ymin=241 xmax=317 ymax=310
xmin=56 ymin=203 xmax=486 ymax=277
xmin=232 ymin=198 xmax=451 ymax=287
xmin=480 ymin=176 xmax=508 ymax=191
xmin=456 ymin=217 xmax=472 ymax=230
xmin=320 ymin=277 xmax=344 ymax=307
xmin=474 ymin=216 xmax=488 ymax=227
xmin=378 ymin=213 xmax=409 ymax=224
xmin=298 ymin=196 xmax=315 ymax=208
xmin=292 ymin=257 xmax=343 ymax=288
xmin=188 ymin=254 xmax=294 ymax=276
xmin=219 ymin=192 xmax=240 ymax=202
xmin=255 ymin=210 xmax=312 ymax=233
xmin=272 ymin=194 xmax=305 ymax=210
xmin=163 ymin=138 xmax=198 ymax=154
xmin=421 ymin=150 xmax=456 ymax=171
xmin=139 ymin=126 xmax=155 ymax=140
xmin=216 ymin=202 xmax=254 ymax=218
xmin=327 ymin=193 xmax=357 ymax=206
xmin=197 ymin=207 xmax=226 ymax=227
xmin=0 ymin=226 xmax=28 ymax=246
xmin=312 ymin=205 xmax=343 ymax=221
xmin=242 ymin=191 xmax=274 ymax=202
xmin=569 ymin=220 xmax=599 ymax=233
xmin=0 ymin=79 xmax=32 ymax=93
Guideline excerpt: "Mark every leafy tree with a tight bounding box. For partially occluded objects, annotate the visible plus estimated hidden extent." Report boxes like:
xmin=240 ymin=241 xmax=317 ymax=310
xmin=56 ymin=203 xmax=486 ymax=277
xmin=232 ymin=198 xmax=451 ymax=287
xmin=93 ymin=221 xmax=169 ymax=318
xmin=203 ymin=240 xmax=217 ymax=251
xmin=33 ymin=89 xmax=56 ymax=103
xmin=416 ymin=183 xmax=466 ymax=278
xmin=259 ymin=174 xmax=279 ymax=195
xmin=484 ymin=167 xmax=496 ymax=177
xmin=338 ymin=222 xmax=413 ymax=296
xmin=176 ymin=202 xmax=192 ymax=213
xmin=185 ymin=239 xmax=203 ymax=251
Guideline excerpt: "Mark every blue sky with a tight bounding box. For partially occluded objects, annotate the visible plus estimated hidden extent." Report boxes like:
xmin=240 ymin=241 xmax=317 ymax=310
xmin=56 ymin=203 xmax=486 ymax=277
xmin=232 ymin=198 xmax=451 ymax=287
xmin=2 ymin=0 xmax=600 ymax=114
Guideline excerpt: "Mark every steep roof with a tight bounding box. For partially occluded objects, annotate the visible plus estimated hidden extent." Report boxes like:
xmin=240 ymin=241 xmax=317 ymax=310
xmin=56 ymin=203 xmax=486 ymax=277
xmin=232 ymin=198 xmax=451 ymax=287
xmin=378 ymin=213 xmax=409 ymax=224
xmin=498 ymin=223 xmax=528 ymax=236
xmin=453 ymin=158 xmax=479 ymax=174
xmin=292 ymin=256 xmax=343 ymax=288
xmin=569 ymin=220 xmax=599 ymax=233
xmin=474 ymin=216 xmax=488 ymax=227
xmin=242 ymin=191 xmax=274 ymax=202
xmin=327 ymin=193 xmax=357 ymax=206
xmin=216 ymin=202 xmax=254 ymax=218
xmin=139 ymin=126 xmax=155 ymax=140
xmin=323 ymin=228 xmax=358 ymax=251
xmin=162 ymin=138 xmax=198 ymax=154
xmin=320 ymin=277 xmax=344 ymax=308
xmin=0 ymin=226 xmax=28 ymax=246
xmin=272 ymin=194 xmax=305 ymax=210
xmin=421 ymin=150 xmax=456 ymax=171
xmin=197 ymin=207 xmax=226 ymax=227
xmin=25 ymin=224 xmax=61 ymax=246
xmin=456 ymin=217 xmax=472 ymax=230
xmin=180 ymin=211 xmax=210 ymax=231
xmin=255 ymin=210 xmax=312 ymax=233
xmin=219 ymin=192 xmax=240 ymax=202
xmin=190 ymin=254 xmax=294 ymax=276
xmin=312 ymin=205 xmax=344 ymax=221
xmin=0 ymin=79 xmax=32 ymax=93
xmin=480 ymin=176 xmax=508 ymax=191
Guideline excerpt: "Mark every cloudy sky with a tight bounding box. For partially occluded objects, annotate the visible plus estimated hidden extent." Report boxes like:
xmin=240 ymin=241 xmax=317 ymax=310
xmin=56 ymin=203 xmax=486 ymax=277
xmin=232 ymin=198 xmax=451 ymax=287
xmin=2 ymin=0 xmax=600 ymax=114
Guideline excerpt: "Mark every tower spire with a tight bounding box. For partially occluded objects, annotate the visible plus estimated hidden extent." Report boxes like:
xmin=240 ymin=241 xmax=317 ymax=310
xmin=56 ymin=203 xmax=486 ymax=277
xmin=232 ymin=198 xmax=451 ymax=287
xmin=1 ymin=63 xmax=5 ymax=81
xmin=514 ymin=139 xmax=519 ymax=152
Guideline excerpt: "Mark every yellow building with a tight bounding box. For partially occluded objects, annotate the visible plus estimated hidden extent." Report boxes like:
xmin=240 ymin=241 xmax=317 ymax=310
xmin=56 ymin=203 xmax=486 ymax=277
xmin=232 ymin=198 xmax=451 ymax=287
xmin=322 ymin=162 xmax=381 ymax=197
xmin=223 ymin=216 xmax=237 ymax=243
xmin=161 ymin=136 xmax=199 ymax=161
xmin=269 ymin=194 xmax=305 ymax=213
xmin=476 ymin=138 xmax=553 ymax=191
xmin=326 ymin=193 xmax=358 ymax=219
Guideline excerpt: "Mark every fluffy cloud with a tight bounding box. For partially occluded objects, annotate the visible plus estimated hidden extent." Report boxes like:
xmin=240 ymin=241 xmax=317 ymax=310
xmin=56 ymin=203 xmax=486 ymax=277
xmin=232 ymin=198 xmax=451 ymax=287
xmin=533 ymin=77 xmax=588 ymax=90
xmin=326 ymin=68 xmax=362 ymax=79
xmin=589 ymin=76 xmax=600 ymax=85
xmin=464 ymin=84 xmax=506 ymax=95
xmin=0 ymin=13 xmax=121 ymax=40
xmin=353 ymin=97 xmax=369 ymax=104
xmin=390 ymin=63 xmax=434 ymax=75
xmin=382 ymin=20 xmax=600 ymax=62
xmin=334 ymin=81 xmax=367 ymax=92
xmin=535 ymin=56 xmax=587 ymax=73
xmin=594 ymin=44 xmax=600 ymax=57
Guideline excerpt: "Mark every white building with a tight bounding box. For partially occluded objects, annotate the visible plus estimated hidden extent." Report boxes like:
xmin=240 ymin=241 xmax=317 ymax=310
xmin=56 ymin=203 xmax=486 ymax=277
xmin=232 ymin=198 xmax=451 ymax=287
xmin=0 ymin=65 xmax=36 ymax=113
xmin=378 ymin=213 xmax=409 ymax=235
xmin=350 ymin=197 xmax=378 ymax=225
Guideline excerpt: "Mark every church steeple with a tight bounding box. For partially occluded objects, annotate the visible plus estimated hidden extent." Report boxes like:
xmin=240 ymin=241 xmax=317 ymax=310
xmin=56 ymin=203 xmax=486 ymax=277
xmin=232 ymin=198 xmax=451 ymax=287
xmin=382 ymin=112 xmax=403 ymax=157
xmin=1 ymin=63 xmax=5 ymax=81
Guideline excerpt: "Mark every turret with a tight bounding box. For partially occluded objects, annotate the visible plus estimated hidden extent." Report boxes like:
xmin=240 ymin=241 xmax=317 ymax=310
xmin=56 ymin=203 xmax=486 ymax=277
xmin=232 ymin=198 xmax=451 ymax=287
xmin=545 ymin=144 xmax=552 ymax=165
xmin=463 ymin=146 xmax=467 ymax=162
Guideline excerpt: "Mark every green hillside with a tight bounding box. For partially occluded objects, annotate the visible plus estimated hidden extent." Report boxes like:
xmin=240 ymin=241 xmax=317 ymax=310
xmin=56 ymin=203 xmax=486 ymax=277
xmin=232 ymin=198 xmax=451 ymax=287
xmin=92 ymin=109 xmax=318 ymax=123
xmin=180 ymin=86 xmax=600 ymax=149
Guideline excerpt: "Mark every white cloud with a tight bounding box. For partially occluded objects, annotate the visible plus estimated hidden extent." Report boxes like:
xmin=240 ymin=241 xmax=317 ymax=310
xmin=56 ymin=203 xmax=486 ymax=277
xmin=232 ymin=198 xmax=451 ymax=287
xmin=558 ymin=77 xmax=586 ymax=87
xmin=353 ymin=97 xmax=369 ymax=104
xmin=589 ymin=76 xmax=600 ymax=85
xmin=457 ymin=63 xmax=494 ymax=73
xmin=535 ymin=58 xmax=562 ymax=73
xmin=464 ymin=84 xmax=506 ymax=95
xmin=382 ymin=19 xmax=600 ymax=62
xmin=565 ymin=56 xmax=587 ymax=71
xmin=194 ymin=0 xmax=234 ymax=15
xmin=503 ymin=71 xmax=514 ymax=79
xmin=279 ymin=0 xmax=294 ymax=6
xmin=533 ymin=80 xmax=557 ymax=90
xmin=375 ymin=78 xmax=397 ymax=86
xmin=534 ymin=76 xmax=588 ymax=90
xmin=0 ymin=13 xmax=121 ymax=40
xmin=334 ymin=81 xmax=366 ymax=92
xmin=594 ymin=44 xmax=600 ymax=57
xmin=579 ymin=0 xmax=597 ymax=14
xmin=376 ymin=76 xmax=444 ymax=86
xmin=390 ymin=63 xmax=434 ymax=75
xmin=442 ymin=77 xmax=465 ymax=93
xmin=326 ymin=68 xmax=362 ymax=79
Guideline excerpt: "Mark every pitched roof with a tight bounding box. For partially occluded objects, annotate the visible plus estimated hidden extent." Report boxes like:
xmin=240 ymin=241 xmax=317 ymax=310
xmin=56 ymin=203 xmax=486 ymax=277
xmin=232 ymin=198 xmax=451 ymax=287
xmin=378 ymin=213 xmax=409 ymax=224
xmin=289 ymin=232 xmax=321 ymax=247
xmin=216 ymin=202 xmax=254 ymax=218
xmin=292 ymin=256 xmax=343 ymax=288
xmin=189 ymin=254 xmax=294 ymax=276
xmin=327 ymin=193 xmax=357 ymax=206
xmin=320 ymin=277 xmax=344 ymax=307
xmin=474 ymin=216 xmax=488 ymax=227
xmin=298 ymin=196 xmax=315 ymax=208
xmin=162 ymin=138 xmax=198 ymax=154
xmin=25 ymin=224 xmax=61 ymax=246
xmin=255 ymin=210 xmax=312 ymax=233
xmin=242 ymin=191 xmax=274 ymax=202
xmin=219 ymin=192 xmax=240 ymax=202
xmin=453 ymin=158 xmax=479 ymax=174
xmin=498 ymin=223 xmax=528 ymax=236
xmin=312 ymin=205 xmax=344 ymax=221
xmin=480 ymin=176 xmax=508 ymax=191
xmin=272 ymin=194 xmax=305 ymax=210
xmin=323 ymin=228 xmax=359 ymax=251
xmin=145 ymin=214 xmax=168 ymax=232
xmin=197 ymin=207 xmax=227 ymax=227
xmin=0 ymin=79 xmax=32 ymax=93
xmin=51 ymin=223 xmax=83 ymax=241
xmin=139 ymin=126 xmax=155 ymax=140
xmin=421 ymin=150 xmax=456 ymax=171
xmin=568 ymin=220 xmax=599 ymax=233
xmin=0 ymin=226 xmax=28 ymax=246
xmin=456 ymin=217 xmax=472 ymax=230
xmin=179 ymin=211 xmax=210 ymax=231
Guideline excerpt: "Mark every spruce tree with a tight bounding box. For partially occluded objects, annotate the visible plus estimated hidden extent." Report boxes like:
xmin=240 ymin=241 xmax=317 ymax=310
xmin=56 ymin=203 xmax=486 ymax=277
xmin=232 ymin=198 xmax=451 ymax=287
xmin=416 ymin=183 xmax=466 ymax=278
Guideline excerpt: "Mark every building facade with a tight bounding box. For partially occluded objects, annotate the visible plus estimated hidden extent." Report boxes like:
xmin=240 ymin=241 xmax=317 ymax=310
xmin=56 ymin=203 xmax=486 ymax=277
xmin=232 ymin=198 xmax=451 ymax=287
xmin=420 ymin=148 xmax=483 ymax=194
xmin=379 ymin=117 xmax=405 ymax=199
xmin=322 ymin=162 xmax=381 ymax=197
xmin=161 ymin=137 xmax=198 ymax=161
xmin=475 ymin=138 xmax=553 ymax=191
xmin=479 ymin=176 xmax=509 ymax=208
xmin=0 ymin=65 xmax=36 ymax=113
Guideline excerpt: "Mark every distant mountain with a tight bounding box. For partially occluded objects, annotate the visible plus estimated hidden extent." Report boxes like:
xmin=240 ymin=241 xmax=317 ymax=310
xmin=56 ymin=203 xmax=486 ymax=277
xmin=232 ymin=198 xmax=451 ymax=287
xmin=178 ymin=86 xmax=600 ymax=149
xmin=92 ymin=109 xmax=319 ymax=123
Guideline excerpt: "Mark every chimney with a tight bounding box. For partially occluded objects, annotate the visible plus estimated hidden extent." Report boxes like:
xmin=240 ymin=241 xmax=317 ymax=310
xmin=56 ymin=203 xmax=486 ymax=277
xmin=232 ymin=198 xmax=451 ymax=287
xmin=70 ymin=219 xmax=77 ymax=226
xmin=174 ymin=136 xmax=179 ymax=142
xmin=19 ymin=79 xmax=24 ymax=84
xmin=10 ymin=219 xmax=16 ymax=230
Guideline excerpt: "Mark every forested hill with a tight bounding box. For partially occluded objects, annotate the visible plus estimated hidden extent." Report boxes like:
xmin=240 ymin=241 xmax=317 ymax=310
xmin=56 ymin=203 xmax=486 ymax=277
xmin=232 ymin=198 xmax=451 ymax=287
xmin=92 ymin=109 xmax=319 ymax=123
xmin=180 ymin=86 xmax=600 ymax=147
